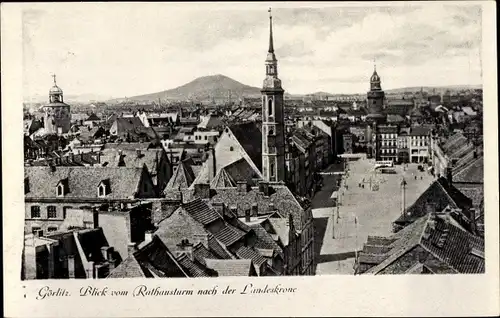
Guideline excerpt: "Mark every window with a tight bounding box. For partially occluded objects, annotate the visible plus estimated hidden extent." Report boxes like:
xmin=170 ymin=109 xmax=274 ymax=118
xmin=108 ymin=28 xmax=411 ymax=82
xmin=270 ymin=163 xmax=275 ymax=177
xmin=57 ymin=184 xmax=64 ymax=196
xmin=268 ymin=98 xmax=274 ymax=117
xmin=47 ymin=206 xmax=57 ymax=219
xmin=98 ymin=184 xmax=106 ymax=197
xmin=32 ymin=227 xmax=42 ymax=236
xmin=204 ymin=136 xmax=208 ymax=140
xmin=30 ymin=206 xmax=41 ymax=218
xmin=269 ymin=128 xmax=274 ymax=136
xmin=63 ymin=206 xmax=72 ymax=219
xmin=48 ymin=226 xmax=58 ymax=233
xmin=229 ymin=146 xmax=234 ymax=151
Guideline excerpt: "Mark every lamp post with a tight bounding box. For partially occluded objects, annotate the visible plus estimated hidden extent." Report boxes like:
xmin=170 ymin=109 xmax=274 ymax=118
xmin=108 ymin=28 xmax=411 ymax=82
xmin=401 ymin=177 xmax=407 ymax=216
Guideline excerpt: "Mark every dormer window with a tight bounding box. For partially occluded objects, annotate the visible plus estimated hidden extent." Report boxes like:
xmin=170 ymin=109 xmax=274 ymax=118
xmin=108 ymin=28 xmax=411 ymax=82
xmin=98 ymin=179 xmax=111 ymax=197
xmin=56 ymin=178 xmax=68 ymax=197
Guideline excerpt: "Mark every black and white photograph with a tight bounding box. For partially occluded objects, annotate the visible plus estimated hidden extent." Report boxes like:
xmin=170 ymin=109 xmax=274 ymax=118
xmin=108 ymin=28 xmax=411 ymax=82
xmin=2 ymin=1 xmax=499 ymax=317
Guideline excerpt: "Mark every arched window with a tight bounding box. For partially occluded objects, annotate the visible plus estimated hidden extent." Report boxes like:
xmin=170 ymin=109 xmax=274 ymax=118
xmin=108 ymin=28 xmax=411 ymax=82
xmin=57 ymin=184 xmax=63 ymax=196
xmin=268 ymin=98 xmax=273 ymax=117
xmin=98 ymin=184 xmax=105 ymax=197
xmin=269 ymin=128 xmax=274 ymax=136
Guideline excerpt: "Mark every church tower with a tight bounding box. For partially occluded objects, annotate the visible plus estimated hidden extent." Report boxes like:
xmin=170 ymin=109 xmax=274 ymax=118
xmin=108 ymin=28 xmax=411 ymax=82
xmin=43 ymin=75 xmax=71 ymax=135
xmin=367 ymin=62 xmax=385 ymax=116
xmin=261 ymin=8 xmax=285 ymax=182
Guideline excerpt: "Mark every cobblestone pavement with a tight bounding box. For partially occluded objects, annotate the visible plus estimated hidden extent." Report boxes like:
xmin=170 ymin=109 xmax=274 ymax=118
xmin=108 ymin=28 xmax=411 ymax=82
xmin=312 ymin=155 xmax=434 ymax=275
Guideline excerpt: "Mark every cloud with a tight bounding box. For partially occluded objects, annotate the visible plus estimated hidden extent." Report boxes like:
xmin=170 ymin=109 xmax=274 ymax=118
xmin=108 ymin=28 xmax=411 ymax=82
xmin=23 ymin=3 xmax=483 ymax=98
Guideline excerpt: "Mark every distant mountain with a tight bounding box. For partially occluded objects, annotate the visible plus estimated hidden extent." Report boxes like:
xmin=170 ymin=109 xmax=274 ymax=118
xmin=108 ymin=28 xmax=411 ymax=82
xmin=120 ymin=74 xmax=262 ymax=102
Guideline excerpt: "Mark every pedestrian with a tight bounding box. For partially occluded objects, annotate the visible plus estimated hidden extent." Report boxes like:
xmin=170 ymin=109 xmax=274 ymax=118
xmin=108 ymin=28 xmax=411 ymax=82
xmin=414 ymin=175 xmax=417 ymax=180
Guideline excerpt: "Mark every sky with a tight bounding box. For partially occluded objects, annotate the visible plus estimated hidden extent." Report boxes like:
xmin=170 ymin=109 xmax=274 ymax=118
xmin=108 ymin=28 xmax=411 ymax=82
xmin=22 ymin=2 xmax=483 ymax=99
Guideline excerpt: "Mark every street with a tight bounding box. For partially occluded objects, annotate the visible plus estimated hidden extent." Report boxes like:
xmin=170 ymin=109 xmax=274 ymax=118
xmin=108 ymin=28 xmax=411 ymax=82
xmin=312 ymin=154 xmax=434 ymax=275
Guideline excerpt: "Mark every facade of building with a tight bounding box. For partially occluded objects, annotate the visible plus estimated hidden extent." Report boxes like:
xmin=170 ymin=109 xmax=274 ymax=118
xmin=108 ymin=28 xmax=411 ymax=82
xmin=377 ymin=124 xmax=398 ymax=162
xmin=409 ymin=126 xmax=431 ymax=163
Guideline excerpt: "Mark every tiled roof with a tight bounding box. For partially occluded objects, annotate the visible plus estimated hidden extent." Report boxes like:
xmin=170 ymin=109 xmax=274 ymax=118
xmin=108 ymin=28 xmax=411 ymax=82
xmin=419 ymin=216 xmax=484 ymax=273
xmin=210 ymin=184 xmax=304 ymax=230
xmin=107 ymin=255 xmax=146 ymax=278
xmin=133 ymin=236 xmax=188 ymax=277
xmin=228 ymin=123 xmax=263 ymax=172
xmin=204 ymin=259 xmax=254 ymax=276
xmin=362 ymin=214 xmax=485 ymax=274
xmin=101 ymin=148 xmax=164 ymax=175
xmin=235 ymin=246 xmax=267 ymax=269
xmin=441 ymin=133 xmax=468 ymax=155
xmin=454 ymin=186 xmax=483 ymax=209
xmin=213 ymin=224 xmax=246 ymax=247
xmin=176 ymin=254 xmax=214 ymax=277
xmin=249 ymin=223 xmax=283 ymax=257
xmin=208 ymin=236 xmax=234 ymax=259
xmin=453 ymin=156 xmax=483 ymax=184
xmin=192 ymin=242 xmax=221 ymax=265
xmin=103 ymin=142 xmax=154 ymax=151
xmin=223 ymin=158 xmax=261 ymax=184
xmin=154 ymin=206 xmax=208 ymax=252
xmin=394 ymin=177 xmax=472 ymax=226
xmin=25 ymin=166 xmax=147 ymax=200
xmin=183 ymin=198 xmax=222 ymax=225
xmin=166 ymin=160 xmax=196 ymax=189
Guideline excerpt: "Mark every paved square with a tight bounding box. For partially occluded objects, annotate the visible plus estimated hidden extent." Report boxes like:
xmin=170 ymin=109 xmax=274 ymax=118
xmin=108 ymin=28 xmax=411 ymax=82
xmin=312 ymin=155 xmax=434 ymax=275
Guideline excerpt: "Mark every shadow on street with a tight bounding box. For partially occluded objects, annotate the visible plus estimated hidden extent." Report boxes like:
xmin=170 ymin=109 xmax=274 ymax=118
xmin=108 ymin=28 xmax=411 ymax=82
xmin=317 ymin=251 xmax=356 ymax=264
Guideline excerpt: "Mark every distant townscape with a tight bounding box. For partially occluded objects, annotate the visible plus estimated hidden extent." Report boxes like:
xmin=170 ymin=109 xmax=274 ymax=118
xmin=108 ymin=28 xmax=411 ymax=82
xmin=22 ymin=10 xmax=484 ymax=279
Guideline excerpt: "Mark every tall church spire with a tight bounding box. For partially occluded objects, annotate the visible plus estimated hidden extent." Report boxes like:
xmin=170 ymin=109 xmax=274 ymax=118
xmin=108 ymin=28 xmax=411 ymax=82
xmin=261 ymin=8 xmax=285 ymax=183
xmin=268 ymin=8 xmax=274 ymax=53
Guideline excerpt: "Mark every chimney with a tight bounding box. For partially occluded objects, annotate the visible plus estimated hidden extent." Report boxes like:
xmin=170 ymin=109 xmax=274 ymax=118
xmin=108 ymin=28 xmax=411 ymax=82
xmin=268 ymin=203 xmax=275 ymax=212
xmin=194 ymin=183 xmax=210 ymax=199
xmin=230 ymin=205 xmax=238 ymax=216
xmin=245 ymin=209 xmax=251 ymax=222
xmin=67 ymin=255 xmax=76 ymax=279
xmin=212 ymin=202 xmax=226 ymax=216
xmin=100 ymin=246 xmax=110 ymax=260
xmin=144 ymin=231 xmax=153 ymax=244
xmin=178 ymin=239 xmax=194 ymax=260
xmin=252 ymin=204 xmax=258 ymax=217
xmin=127 ymin=242 xmax=137 ymax=256
xmin=259 ymin=182 xmax=270 ymax=197
xmin=237 ymin=181 xmax=248 ymax=193
xmin=87 ymin=261 xmax=95 ymax=279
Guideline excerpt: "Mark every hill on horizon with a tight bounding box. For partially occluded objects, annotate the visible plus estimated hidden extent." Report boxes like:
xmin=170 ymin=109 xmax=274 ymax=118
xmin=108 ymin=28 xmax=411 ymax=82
xmin=116 ymin=74 xmax=262 ymax=102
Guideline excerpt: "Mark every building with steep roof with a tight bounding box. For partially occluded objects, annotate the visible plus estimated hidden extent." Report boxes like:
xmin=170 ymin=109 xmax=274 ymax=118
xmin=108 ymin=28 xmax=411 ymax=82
xmin=357 ymin=212 xmax=484 ymax=275
xmin=393 ymin=177 xmax=473 ymax=232
xmin=24 ymin=166 xmax=158 ymax=235
xmin=100 ymin=148 xmax=172 ymax=193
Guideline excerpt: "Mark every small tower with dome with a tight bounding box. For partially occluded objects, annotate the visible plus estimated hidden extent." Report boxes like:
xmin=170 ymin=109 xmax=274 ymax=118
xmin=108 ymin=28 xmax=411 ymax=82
xmin=366 ymin=60 xmax=386 ymax=120
xmin=43 ymin=75 xmax=71 ymax=135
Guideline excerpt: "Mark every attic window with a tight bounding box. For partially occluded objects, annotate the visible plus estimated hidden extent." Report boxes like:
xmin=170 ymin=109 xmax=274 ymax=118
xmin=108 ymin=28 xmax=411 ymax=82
xmin=230 ymin=146 xmax=234 ymax=152
xmin=98 ymin=180 xmax=110 ymax=197
xmin=57 ymin=184 xmax=63 ymax=196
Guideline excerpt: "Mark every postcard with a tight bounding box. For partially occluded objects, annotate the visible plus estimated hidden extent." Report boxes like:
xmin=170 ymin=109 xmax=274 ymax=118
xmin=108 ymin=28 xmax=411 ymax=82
xmin=2 ymin=1 xmax=499 ymax=317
